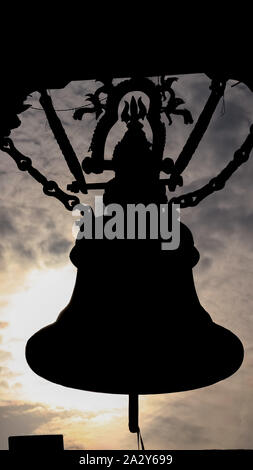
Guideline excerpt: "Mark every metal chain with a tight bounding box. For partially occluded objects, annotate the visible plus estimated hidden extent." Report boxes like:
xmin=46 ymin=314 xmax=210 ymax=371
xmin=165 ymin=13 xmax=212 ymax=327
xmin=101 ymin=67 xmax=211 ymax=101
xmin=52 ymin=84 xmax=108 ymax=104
xmin=169 ymin=125 xmax=253 ymax=208
xmin=1 ymin=126 xmax=253 ymax=212
xmin=0 ymin=138 xmax=80 ymax=211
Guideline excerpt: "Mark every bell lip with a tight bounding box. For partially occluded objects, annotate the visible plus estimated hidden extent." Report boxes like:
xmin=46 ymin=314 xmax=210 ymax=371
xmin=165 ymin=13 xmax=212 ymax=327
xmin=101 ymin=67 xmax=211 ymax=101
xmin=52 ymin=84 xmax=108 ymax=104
xmin=22 ymin=367 xmax=245 ymax=396
xmin=25 ymin=322 xmax=244 ymax=396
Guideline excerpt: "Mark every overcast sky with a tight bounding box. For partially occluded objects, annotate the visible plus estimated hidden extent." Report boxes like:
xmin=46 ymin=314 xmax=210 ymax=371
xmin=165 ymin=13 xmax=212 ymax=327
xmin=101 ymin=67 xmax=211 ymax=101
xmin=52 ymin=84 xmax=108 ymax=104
xmin=0 ymin=73 xmax=253 ymax=450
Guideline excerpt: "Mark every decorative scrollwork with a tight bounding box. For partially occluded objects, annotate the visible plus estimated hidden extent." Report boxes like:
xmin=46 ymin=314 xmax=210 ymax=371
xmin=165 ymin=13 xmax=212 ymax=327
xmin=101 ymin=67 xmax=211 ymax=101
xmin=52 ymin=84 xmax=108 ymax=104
xmin=81 ymin=77 xmax=167 ymax=175
xmin=1 ymin=74 xmax=252 ymax=212
xmin=159 ymin=75 xmax=194 ymax=126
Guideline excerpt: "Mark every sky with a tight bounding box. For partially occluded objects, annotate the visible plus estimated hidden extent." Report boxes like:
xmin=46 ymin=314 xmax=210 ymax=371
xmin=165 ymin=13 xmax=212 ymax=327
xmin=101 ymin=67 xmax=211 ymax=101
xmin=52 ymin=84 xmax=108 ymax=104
xmin=0 ymin=73 xmax=253 ymax=450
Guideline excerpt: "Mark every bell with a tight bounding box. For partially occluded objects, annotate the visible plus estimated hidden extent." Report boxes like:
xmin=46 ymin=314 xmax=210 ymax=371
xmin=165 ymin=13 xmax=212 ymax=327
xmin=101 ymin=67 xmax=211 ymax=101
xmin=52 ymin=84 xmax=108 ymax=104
xmin=26 ymin=94 xmax=244 ymax=437
xmin=26 ymin=222 xmax=243 ymax=395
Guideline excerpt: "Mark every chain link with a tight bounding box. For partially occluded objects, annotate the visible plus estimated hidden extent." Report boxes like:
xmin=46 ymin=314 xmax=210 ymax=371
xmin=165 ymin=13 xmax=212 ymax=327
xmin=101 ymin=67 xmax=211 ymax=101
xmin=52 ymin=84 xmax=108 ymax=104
xmin=1 ymin=125 xmax=253 ymax=211
xmin=169 ymin=125 xmax=253 ymax=208
xmin=0 ymin=138 xmax=80 ymax=211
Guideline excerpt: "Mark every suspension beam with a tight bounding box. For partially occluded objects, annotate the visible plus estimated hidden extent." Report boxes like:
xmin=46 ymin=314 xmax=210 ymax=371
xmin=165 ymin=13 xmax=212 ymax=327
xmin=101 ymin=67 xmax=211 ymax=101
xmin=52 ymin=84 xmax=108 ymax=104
xmin=168 ymin=78 xmax=227 ymax=191
xmin=40 ymin=89 xmax=87 ymax=194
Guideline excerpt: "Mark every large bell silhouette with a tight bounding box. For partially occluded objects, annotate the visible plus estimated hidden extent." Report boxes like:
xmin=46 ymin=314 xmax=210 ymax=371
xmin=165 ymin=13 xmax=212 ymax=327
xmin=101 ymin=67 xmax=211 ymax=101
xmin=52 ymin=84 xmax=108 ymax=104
xmin=26 ymin=224 xmax=244 ymax=395
xmin=25 ymin=96 xmax=244 ymax=438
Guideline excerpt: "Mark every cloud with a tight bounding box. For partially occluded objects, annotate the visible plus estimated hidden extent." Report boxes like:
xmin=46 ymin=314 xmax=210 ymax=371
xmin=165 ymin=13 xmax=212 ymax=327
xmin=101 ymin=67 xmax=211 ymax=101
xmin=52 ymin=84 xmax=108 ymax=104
xmin=0 ymin=75 xmax=253 ymax=451
xmin=0 ymin=208 xmax=16 ymax=237
xmin=0 ymin=380 xmax=9 ymax=389
xmin=0 ymin=350 xmax=12 ymax=362
xmin=40 ymin=237 xmax=71 ymax=258
xmin=0 ymin=402 xmax=59 ymax=449
xmin=0 ymin=400 xmax=106 ymax=450
xmin=142 ymin=413 xmax=210 ymax=449
xmin=0 ymin=366 xmax=19 ymax=379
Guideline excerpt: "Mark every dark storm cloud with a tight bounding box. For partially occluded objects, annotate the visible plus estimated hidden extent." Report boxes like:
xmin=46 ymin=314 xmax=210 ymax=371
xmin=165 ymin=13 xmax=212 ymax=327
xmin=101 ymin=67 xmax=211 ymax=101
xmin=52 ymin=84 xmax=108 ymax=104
xmin=188 ymin=197 xmax=253 ymax=254
xmin=0 ymin=243 xmax=4 ymax=265
xmin=38 ymin=234 xmax=73 ymax=268
xmin=0 ymin=203 xmax=39 ymax=270
xmin=196 ymin=205 xmax=240 ymax=235
xmin=12 ymin=242 xmax=35 ymax=261
xmin=0 ymin=196 xmax=74 ymax=293
xmin=201 ymin=110 xmax=252 ymax=170
xmin=0 ymin=209 xmax=16 ymax=237
xmin=143 ymin=414 xmax=210 ymax=448
xmin=171 ymin=79 xmax=253 ymax=184
xmin=41 ymin=237 xmax=71 ymax=256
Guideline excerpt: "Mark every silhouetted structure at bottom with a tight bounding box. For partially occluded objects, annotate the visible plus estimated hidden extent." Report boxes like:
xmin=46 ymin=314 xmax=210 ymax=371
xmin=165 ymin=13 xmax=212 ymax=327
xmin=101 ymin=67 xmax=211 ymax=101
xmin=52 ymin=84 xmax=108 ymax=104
xmin=8 ymin=435 xmax=64 ymax=452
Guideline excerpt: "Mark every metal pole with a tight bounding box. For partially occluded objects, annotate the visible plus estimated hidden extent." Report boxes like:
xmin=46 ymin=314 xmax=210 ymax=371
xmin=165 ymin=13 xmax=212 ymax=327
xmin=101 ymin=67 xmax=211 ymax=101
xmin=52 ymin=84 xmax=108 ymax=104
xmin=129 ymin=393 xmax=139 ymax=433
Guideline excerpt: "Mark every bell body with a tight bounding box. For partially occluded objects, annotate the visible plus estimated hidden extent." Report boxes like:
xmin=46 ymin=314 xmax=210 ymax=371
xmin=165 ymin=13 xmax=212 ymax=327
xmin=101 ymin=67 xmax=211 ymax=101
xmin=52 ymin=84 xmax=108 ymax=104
xmin=26 ymin=223 xmax=244 ymax=395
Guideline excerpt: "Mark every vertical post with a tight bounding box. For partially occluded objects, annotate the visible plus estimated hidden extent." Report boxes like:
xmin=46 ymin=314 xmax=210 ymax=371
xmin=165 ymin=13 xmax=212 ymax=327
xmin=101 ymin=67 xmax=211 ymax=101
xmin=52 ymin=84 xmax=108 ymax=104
xmin=39 ymin=89 xmax=87 ymax=194
xmin=129 ymin=393 xmax=139 ymax=433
